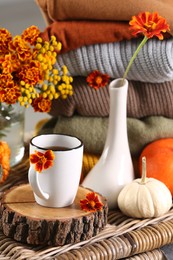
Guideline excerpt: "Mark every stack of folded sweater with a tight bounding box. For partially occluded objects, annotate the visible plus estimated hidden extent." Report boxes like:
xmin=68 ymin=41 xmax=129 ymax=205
xmin=36 ymin=0 xmax=173 ymax=176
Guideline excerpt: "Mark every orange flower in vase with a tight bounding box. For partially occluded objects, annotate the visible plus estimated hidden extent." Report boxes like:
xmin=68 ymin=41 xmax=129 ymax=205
xmin=86 ymin=12 xmax=170 ymax=88
xmin=130 ymin=12 xmax=169 ymax=39
xmin=80 ymin=192 xmax=103 ymax=212
xmin=30 ymin=150 xmax=55 ymax=173
xmin=122 ymin=11 xmax=170 ymax=80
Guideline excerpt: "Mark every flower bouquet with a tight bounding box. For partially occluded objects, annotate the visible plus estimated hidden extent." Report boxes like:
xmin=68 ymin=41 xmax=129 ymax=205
xmin=0 ymin=25 xmax=73 ymax=112
xmin=0 ymin=25 xmax=73 ymax=181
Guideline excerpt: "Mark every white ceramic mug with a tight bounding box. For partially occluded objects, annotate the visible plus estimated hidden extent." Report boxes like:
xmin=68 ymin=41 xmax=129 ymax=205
xmin=28 ymin=134 xmax=84 ymax=208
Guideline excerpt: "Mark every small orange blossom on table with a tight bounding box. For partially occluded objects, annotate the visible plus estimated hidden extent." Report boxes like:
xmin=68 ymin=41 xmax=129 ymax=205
xmin=80 ymin=192 xmax=103 ymax=212
xmin=86 ymin=11 xmax=170 ymax=90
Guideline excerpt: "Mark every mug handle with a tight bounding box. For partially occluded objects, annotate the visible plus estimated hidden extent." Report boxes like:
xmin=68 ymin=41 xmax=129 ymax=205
xmin=28 ymin=166 xmax=49 ymax=200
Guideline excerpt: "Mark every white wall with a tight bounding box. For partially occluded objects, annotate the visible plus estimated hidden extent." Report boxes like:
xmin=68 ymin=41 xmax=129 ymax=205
xmin=0 ymin=0 xmax=51 ymax=134
xmin=0 ymin=0 xmax=45 ymax=35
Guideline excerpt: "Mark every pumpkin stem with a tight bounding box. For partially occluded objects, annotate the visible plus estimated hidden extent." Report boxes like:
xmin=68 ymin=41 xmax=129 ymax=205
xmin=141 ymin=156 xmax=147 ymax=184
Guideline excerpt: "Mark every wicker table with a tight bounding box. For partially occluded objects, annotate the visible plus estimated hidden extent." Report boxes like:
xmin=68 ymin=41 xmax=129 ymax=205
xmin=0 ymin=146 xmax=172 ymax=259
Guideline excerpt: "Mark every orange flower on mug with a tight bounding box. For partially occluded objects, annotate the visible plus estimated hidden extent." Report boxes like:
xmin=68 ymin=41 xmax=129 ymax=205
xmin=80 ymin=192 xmax=103 ymax=212
xmin=86 ymin=70 xmax=110 ymax=90
xmin=30 ymin=150 xmax=55 ymax=173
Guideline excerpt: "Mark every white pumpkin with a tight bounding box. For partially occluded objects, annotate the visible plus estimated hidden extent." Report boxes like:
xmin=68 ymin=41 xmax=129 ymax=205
xmin=117 ymin=157 xmax=172 ymax=218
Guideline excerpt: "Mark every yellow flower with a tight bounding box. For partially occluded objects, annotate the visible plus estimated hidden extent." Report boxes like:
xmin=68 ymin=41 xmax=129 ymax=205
xmin=0 ymin=25 xmax=73 ymax=111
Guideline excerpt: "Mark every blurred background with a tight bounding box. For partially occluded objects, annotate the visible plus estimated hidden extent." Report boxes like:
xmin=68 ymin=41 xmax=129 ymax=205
xmin=0 ymin=0 xmax=51 ymax=134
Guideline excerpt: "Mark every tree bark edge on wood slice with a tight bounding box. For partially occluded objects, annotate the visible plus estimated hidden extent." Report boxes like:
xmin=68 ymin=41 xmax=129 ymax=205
xmin=1 ymin=184 xmax=108 ymax=246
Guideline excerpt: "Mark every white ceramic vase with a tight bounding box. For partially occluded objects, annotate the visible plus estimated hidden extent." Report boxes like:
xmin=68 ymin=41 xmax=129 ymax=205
xmin=82 ymin=78 xmax=135 ymax=209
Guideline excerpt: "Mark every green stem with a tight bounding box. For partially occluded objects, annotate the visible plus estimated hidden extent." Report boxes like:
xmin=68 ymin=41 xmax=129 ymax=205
xmin=123 ymin=36 xmax=148 ymax=81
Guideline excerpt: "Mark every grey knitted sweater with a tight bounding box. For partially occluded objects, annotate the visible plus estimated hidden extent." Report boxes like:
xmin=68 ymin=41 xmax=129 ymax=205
xmin=56 ymin=38 xmax=173 ymax=83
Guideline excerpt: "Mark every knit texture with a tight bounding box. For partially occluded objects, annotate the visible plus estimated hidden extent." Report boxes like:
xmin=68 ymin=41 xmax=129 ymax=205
xmin=55 ymin=39 xmax=173 ymax=83
xmin=40 ymin=115 xmax=173 ymax=157
xmin=50 ymin=78 xmax=173 ymax=118
xmin=36 ymin=0 xmax=173 ymax=35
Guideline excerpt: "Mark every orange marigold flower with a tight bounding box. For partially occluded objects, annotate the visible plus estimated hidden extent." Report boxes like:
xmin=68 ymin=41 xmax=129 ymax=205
xmin=2 ymin=53 xmax=21 ymax=74
xmin=9 ymin=35 xmax=33 ymax=61
xmin=122 ymin=12 xmax=170 ymax=80
xmin=129 ymin=12 xmax=170 ymax=40
xmin=30 ymin=150 xmax=55 ymax=173
xmin=32 ymin=95 xmax=52 ymax=112
xmin=0 ymin=73 xmax=13 ymax=84
xmin=22 ymin=25 xmax=40 ymax=45
xmin=0 ymin=28 xmax=12 ymax=54
xmin=86 ymin=70 xmax=110 ymax=90
xmin=0 ymin=54 xmax=5 ymax=66
xmin=0 ymin=80 xmax=21 ymax=104
xmin=18 ymin=60 xmax=43 ymax=85
xmin=0 ymin=25 xmax=72 ymax=112
xmin=0 ymin=141 xmax=11 ymax=183
xmin=80 ymin=192 xmax=103 ymax=212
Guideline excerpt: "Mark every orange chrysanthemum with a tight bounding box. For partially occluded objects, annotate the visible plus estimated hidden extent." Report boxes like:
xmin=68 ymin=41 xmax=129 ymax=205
xmin=0 ymin=25 xmax=73 ymax=111
xmin=0 ymin=28 xmax=12 ymax=55
xmin=86 ymin=70 xmax=110 ymax=90
xmin=31 ymin=95 xmax=52 ymax=112
xmin=2 ymin=53 xmax=21 ymax=74
xmin=9 ymin=36 xmax=33 ymax=61
xmin=21 ymin=25 xmax=40 ymax=45
xmin=0 ymin=73 xmax=13 ymax=84
xmin=0 ymin=141 xmax=11 ymax=183
xmin=80 ymin=192 xmax=103 ymax=212
xmin=0 ymin=80 xmax=21 ymax=104
xmin=30 ymin=150 xmax=55 ymax=173
xmin=18 ymin=60 xmax=43 ymax=85
xmin=129 ymin=12 xmax=170 ymax=40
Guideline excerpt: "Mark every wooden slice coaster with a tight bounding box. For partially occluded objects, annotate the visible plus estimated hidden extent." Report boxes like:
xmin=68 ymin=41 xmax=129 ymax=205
xmin=1 ymin=184 xmax=108 ymax=246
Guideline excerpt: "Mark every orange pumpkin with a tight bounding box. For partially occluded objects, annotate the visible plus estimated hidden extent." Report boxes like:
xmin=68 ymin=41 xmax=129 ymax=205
xmin=0 ymin=141 xmax=11 ymax=183
xmin=139 ymin=138 xmax=173 ymax=196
